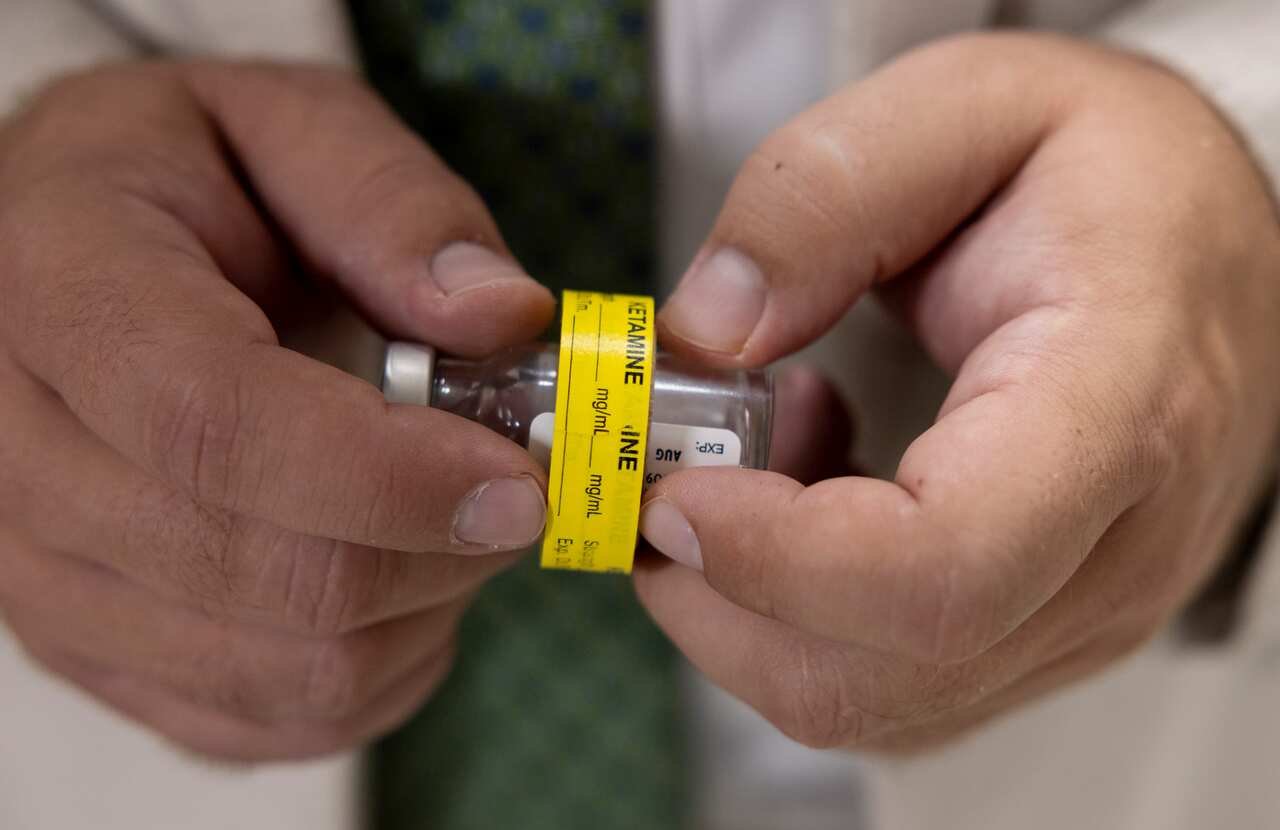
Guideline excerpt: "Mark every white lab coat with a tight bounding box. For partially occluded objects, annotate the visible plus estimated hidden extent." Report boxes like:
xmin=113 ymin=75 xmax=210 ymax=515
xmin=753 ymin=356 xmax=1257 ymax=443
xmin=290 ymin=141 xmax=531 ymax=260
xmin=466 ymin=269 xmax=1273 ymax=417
xmin=1 ymin=2 xmax=1278 ymax=828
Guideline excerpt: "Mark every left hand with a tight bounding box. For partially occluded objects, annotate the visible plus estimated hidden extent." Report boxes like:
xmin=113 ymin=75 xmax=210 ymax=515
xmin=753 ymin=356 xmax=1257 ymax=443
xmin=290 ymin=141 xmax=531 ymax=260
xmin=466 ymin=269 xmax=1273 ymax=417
xmin=634 ymin=32 xmax=1280 ymax=751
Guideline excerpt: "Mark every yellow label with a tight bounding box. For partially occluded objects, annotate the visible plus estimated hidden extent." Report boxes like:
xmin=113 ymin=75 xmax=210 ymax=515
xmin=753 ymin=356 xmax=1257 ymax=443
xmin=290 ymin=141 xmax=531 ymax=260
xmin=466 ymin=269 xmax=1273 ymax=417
xmin=540 ymin=291 xmax=655 ymax=574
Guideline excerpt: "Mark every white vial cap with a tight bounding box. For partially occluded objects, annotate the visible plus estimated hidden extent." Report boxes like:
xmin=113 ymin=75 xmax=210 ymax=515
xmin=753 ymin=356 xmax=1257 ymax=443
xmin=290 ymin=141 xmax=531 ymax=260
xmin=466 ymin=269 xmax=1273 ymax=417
xmin=382 ymin=342 xmax=436 ymax=405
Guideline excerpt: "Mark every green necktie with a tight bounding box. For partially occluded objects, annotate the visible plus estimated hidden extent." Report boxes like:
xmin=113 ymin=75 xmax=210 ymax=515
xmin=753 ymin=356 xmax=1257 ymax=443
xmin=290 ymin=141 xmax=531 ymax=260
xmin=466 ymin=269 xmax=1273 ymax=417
xmin=347 ymin=3 xmax=685 ymax=829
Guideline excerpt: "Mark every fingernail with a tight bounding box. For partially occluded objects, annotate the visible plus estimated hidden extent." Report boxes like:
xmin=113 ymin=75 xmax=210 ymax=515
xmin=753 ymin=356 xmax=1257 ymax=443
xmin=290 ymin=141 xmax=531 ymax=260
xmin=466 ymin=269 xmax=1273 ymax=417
xmin=662 ymin=247 xmax=766 ymax=354
xmin=430 ymin=242 xmax=532 ymax=296
xmin=639 ymin=500 xmax=703 ymax=571
xmin=452 ymin=475 xmax=546 ymax=550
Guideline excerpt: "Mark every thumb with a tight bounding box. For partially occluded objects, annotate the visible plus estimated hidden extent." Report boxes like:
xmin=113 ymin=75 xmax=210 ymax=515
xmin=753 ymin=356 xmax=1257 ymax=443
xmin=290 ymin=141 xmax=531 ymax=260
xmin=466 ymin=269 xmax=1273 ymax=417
xmin=183 ymin=62 xmax=554 ymax=357
xmin=657 ymin=33 xmax=1065 ymax=366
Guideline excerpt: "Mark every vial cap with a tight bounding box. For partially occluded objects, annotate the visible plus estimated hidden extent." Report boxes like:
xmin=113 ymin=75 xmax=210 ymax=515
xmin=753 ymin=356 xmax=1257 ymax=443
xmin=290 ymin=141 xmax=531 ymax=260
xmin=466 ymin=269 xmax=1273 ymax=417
xmin=382 ymin=342 xmax=436 ymax=405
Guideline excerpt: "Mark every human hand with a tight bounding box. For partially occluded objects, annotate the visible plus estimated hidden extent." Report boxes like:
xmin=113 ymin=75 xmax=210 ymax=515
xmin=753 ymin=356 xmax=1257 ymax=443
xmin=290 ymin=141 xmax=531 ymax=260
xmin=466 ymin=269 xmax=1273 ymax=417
xmin=637 ymin=33 xmax=1280 ymax=750
xmin=0 ymin=62 xmax=554 ymax=760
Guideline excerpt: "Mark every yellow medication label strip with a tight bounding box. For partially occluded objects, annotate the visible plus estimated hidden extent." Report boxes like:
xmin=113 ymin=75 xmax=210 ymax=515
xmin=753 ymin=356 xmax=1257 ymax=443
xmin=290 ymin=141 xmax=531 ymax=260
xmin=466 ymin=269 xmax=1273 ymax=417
xmin=540 ymin=291 xmax=655 ymax=574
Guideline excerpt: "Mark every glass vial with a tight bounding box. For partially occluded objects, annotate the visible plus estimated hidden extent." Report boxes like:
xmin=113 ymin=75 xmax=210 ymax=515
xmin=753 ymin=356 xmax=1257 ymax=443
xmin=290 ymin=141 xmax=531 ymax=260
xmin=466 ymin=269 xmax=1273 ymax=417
xmin=382 ymin=342 xmax=773 ymax=477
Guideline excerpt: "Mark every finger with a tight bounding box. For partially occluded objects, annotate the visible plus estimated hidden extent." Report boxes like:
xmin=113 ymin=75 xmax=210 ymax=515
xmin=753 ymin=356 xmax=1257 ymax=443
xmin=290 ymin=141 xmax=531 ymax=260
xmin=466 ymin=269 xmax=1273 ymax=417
xmin=632 ymin=549 xmax=1152 ymax=750
xmin=0 ymin=530 xmax=464 ymax=723
xmin=766 ymin=365 xmax=855 ymax=484
xmin=633 ymin=555 xmax=897 ymax=749
xmin=181 ymin=62 xmax=555 ymax=355
xmin=0 ymin=63 xmax=292 ymax=313
xmin=0 ymin=353 xmax=519 ymax=633
xmin=0 ymin=187 xmax=547 ymax=551
xmin=15 ymin=636 xmax=452 ymax=763
xmin=633 ymin=553 xmax=1085 ymax=749
xmin=633 ymin=492 xmax=1186 ymax=749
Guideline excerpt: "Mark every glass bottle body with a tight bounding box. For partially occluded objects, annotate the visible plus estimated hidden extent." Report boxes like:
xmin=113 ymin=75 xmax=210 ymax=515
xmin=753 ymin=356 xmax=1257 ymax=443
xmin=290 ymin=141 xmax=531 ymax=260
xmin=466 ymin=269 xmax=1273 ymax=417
xmin=385 ymin=342 xmax=772 ymax=472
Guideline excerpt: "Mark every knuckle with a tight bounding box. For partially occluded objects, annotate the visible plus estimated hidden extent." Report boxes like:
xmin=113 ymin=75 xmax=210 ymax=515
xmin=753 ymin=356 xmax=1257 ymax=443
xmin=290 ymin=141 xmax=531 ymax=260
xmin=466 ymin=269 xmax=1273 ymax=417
xmin=32 ymin=265 xmax=167 ymax=414
xmin=273 ymin=535 xmax=394 ymax=637
xmin=1099 ymin=363 xmax=1183 ymax=496
xmin=189 ymin=652 xmax=258 ymax=713
xmin=344 ymin=461 xmax=406 ymax=547
xmin=147 ymin=363 xmax=248 ymax=506
xmin=1153 ymin=355 xmax=1235 ymax=482
xmin=769 ymin=646 xmax=865 ymax=750
xmin=888 ymin=663 xmax=976 ymax=724
xmin=281 ymin=535 xmax=350 ymax=636
xmin=116 ymin=482 xmax=401 ymax=636
xmin=898 ymin=539 xmax=1013 ymax=665
xmin=207 ymin=519 xmax=400 ymax=637
xmin=119 ymin=480 xmax=242 ymax=608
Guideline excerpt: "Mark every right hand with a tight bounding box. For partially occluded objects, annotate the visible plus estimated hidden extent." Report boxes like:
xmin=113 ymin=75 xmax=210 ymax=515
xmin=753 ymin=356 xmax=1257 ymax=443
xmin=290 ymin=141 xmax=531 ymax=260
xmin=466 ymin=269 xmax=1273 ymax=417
xmin=0 ymin=62 xmax=554 ymax=761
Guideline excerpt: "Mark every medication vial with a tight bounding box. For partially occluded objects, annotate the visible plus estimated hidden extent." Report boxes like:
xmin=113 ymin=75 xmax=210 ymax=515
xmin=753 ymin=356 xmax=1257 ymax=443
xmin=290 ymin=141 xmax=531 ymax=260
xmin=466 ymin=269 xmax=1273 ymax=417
xmin=382 ymin=342 xmax=773 ymax=485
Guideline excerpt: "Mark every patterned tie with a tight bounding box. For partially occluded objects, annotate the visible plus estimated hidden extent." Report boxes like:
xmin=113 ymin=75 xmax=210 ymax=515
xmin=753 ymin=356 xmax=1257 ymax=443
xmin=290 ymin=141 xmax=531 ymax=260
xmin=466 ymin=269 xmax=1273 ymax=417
xmin=346 ymin=3 xmax=685 ymax=829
